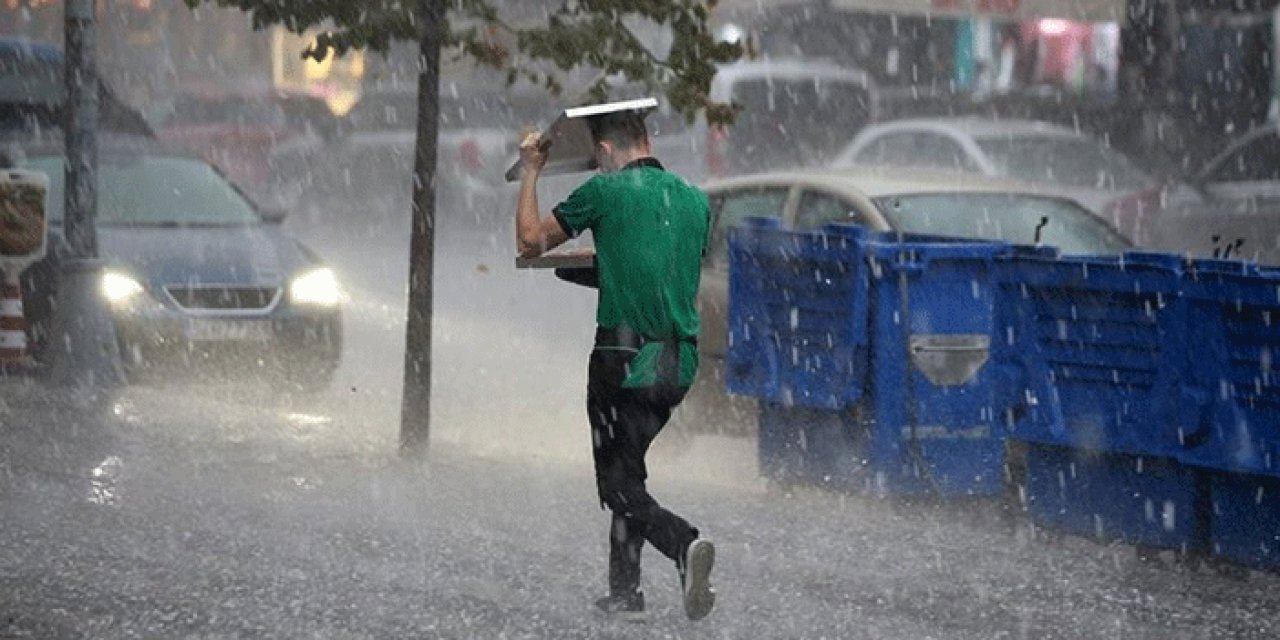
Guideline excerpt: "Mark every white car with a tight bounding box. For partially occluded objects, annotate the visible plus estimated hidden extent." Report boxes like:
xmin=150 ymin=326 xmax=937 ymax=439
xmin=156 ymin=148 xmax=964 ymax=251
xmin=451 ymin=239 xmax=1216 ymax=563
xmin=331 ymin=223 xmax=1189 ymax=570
xmin=1195 ymin=121 xmax=1280 ymax=211
xmin=832 ymin=117 xmax=1160 ymax=215
xmin=698 ymin=58 xmax=877 ymax=181
xmin=1135 ymin=122 xmax=1280 ymax=264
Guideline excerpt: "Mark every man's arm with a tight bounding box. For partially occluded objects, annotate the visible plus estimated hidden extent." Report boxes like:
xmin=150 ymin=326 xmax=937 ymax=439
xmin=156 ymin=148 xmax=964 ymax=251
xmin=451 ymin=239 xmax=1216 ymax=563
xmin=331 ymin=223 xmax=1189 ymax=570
xmin=516 ymin=133 xmax=570 ymax=258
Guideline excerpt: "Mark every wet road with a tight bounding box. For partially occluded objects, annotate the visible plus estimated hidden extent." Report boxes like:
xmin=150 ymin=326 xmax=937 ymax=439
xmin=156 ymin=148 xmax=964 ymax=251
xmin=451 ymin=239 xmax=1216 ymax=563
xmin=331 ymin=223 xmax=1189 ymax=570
xmin=2 ymin=189 xmax=1279 ymax=639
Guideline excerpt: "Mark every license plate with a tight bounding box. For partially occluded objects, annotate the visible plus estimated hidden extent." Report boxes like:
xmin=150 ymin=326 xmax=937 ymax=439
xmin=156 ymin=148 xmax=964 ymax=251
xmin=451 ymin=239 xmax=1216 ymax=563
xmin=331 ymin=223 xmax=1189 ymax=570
xmin=184 ymin=318 xmax=272 ymax=342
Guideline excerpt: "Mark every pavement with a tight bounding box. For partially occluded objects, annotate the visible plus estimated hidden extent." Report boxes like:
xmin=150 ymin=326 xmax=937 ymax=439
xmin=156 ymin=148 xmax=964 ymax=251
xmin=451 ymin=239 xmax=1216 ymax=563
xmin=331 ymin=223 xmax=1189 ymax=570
xmin=4 ymin=370 xmax=1280 ymax=640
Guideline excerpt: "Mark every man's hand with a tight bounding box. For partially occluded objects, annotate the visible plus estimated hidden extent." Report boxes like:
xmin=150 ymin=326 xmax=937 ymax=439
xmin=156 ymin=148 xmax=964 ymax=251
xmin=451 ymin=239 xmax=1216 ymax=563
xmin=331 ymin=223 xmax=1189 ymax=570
xmin=515 ymin=130 xmax=569 ymax=259
xmin=519 ymin=131 xmax=551 ymax=177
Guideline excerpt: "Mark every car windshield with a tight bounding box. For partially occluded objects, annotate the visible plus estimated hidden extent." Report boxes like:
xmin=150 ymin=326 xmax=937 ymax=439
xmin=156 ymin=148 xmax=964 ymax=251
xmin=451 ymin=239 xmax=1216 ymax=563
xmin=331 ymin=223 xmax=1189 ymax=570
xmin=23 ymin=154 xmax=262 ymax=226
xmin=975 ymin=136 xmax=1151 ymax=191
xmin=873 ymin=192 xmax=1131 ymax=255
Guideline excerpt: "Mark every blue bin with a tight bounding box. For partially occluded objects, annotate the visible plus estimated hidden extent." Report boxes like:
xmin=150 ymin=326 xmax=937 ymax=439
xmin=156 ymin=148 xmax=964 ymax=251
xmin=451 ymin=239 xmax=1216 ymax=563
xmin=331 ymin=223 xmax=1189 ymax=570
xmin=994 ymin=252 xmax=1188 ymax=458
xmin=857 ymin=231 xmax=1010 ymax=497
xmin=1209 ymin=471 xmax=1280 ymax=571
xmin=733 ymin=222 xmax=1011 ymax=497
xmin=1180 ymin=260 xmax=1280 ymax=478
xmin=1024 ymin=444 xmax=1207 ymax=552
xmin=727 ymin=219 xmax=869 ymax=410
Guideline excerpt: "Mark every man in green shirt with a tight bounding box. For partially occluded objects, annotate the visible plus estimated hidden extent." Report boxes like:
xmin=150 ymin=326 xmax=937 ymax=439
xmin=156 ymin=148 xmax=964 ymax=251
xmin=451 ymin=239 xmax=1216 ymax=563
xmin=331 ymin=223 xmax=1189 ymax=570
xmin=515 ymin=110 xmax=716 ymax=622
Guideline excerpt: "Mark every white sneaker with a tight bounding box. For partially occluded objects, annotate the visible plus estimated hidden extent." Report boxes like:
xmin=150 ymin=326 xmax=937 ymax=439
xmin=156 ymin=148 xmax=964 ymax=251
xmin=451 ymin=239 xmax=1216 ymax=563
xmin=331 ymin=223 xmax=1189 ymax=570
xmin=681 ymin=538 xmax=716 ymax=621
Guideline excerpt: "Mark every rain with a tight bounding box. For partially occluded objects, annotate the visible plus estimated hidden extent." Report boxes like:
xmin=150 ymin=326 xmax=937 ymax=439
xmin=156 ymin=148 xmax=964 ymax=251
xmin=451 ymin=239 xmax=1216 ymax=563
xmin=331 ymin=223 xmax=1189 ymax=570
xmin=3 ymin=0 xmax=1280 ymax=638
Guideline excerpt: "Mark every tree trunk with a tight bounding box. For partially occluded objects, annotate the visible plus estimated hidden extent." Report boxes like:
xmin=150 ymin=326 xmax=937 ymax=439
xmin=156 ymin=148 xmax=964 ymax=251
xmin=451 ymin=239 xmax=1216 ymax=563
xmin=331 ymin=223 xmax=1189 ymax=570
xmin=400 ymin=0 xmax=444 ymax=456
xmin=64 ymin=0 xmax=98 ymax=259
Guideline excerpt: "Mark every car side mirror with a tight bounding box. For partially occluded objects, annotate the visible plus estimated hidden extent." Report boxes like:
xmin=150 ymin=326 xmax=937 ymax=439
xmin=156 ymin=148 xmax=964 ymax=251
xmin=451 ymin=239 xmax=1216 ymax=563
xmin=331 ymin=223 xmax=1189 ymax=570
xmin=260 ymin=206 xmax=289 ymax=225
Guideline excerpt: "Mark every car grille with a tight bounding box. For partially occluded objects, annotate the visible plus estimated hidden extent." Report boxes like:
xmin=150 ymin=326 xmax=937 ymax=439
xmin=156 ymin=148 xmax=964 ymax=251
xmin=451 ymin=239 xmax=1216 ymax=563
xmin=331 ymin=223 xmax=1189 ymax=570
xmin=165 ymin=285 xmax=281 ymax=312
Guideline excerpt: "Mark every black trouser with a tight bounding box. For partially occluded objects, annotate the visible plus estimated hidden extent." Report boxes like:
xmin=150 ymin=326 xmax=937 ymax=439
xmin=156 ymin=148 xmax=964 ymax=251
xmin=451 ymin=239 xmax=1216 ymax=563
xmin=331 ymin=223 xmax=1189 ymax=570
xmin=587 ymin=334 xmax=699 ymax=596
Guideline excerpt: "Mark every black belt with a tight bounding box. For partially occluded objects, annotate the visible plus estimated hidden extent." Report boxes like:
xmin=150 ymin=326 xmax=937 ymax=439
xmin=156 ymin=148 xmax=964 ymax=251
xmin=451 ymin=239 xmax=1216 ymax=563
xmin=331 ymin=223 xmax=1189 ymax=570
xmin=593 ymin=327 xmax=694 ymax=387
xmin=594 ymin=326 xmax=696 ymax=351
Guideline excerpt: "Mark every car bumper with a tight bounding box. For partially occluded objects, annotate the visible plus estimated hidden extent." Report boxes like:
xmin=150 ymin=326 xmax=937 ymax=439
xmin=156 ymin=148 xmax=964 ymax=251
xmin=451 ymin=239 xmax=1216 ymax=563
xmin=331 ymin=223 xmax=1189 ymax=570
xmin=111 ymin=303 xmax=342 ymax=376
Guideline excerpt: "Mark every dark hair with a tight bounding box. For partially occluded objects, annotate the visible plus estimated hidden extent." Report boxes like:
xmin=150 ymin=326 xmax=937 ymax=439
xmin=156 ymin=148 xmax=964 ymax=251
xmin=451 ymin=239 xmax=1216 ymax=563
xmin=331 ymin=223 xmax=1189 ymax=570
xmin=587 ymin=110 xmax=648 ymax=149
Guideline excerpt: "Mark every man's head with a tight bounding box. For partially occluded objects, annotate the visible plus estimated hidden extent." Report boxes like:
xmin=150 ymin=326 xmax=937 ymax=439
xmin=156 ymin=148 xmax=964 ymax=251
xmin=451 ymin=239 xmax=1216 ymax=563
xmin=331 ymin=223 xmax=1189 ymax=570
xmin=588 ymin=110 xmax=652 ymax=172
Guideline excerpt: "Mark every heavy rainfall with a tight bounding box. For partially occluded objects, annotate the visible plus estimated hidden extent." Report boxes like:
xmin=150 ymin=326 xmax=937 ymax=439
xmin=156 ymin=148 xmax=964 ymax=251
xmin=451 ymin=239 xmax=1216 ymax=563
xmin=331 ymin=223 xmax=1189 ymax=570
xmin=2 ymin=0 xmax=1280 ymax=637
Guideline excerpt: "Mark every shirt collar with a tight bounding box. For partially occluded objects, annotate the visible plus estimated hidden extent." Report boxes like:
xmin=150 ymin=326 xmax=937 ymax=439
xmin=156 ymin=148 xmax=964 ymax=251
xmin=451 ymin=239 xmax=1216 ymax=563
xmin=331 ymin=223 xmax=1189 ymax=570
xmin=622 ymin=157 xmax=664 ymax=171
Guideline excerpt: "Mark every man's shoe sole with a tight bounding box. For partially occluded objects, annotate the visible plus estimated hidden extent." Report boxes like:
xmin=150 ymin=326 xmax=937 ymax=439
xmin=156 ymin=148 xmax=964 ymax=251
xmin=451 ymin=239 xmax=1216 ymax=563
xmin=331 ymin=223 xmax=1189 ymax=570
xmin=594 ymin=606 xmax=647 ymax=624
xmin=617 ymin=611 xmax=648 ymax=624
xmin=683 ymin=539 xmax=716 ymax=621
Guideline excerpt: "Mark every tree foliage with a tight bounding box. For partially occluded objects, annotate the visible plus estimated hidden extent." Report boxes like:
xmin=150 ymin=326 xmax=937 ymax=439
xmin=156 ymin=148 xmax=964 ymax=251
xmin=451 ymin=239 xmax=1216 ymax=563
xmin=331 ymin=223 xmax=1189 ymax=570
xmin=182 ymin=0 xmax=744 ymax=123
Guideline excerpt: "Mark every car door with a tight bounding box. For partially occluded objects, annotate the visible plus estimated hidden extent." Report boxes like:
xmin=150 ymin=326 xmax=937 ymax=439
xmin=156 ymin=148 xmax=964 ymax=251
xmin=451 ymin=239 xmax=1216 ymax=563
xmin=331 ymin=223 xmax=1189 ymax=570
xmin=1201 ymin=131 xmax=1280 ymax=211
xmin=698 ymin=185 xmax=794 ymax=359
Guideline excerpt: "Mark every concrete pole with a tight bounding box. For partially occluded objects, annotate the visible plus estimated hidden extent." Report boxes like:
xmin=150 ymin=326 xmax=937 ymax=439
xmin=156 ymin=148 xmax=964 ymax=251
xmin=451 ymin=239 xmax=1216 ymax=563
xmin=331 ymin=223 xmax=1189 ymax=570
xmin=48 ymin=0 xmax=124 ymax=390
xmin=400 ymin=0 xmax=444 ymax=457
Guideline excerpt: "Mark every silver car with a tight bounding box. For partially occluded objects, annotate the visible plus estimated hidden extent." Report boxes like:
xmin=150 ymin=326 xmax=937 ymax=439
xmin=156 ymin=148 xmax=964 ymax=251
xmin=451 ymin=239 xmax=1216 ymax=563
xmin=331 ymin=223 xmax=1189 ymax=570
xmin=832 ymin=117 xmax=1160 ymax=215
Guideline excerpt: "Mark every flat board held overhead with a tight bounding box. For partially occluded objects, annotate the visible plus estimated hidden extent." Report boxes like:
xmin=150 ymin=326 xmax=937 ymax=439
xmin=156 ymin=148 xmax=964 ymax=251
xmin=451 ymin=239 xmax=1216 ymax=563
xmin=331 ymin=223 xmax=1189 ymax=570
xmin=504 ymin=97 xmax=658 ymax=182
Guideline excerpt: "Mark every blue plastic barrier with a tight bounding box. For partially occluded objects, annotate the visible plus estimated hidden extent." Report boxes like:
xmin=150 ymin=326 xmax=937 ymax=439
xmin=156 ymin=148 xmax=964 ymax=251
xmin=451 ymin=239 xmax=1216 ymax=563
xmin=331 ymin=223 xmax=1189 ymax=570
xmin=1180 ymin=259 xmax=1280 ymax=478
xmin=1023 ymin=443 xmax=1207 ymax=551
xmin=994 ymin=251 xmax=1188 ymax=458
xmin=730 ymin=222 xmax=1010 ymax=497
xmin=728 ymin=220 xmax=1280 ymax=567
xmin=726 ymin=218 xmax=869 ymax=411
xmin=1208 ymin=471 xmax=1280 ymax=571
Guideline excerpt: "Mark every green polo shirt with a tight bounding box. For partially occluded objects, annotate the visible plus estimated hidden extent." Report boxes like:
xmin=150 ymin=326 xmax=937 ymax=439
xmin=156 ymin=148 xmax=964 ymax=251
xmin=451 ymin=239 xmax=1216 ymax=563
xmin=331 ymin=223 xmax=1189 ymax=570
xmin=553 ymin=158 xmax=710 ymax=388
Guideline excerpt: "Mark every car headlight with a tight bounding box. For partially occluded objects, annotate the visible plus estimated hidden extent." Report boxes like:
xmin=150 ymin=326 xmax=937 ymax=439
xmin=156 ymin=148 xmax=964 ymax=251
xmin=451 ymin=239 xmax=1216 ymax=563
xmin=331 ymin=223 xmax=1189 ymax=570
xmin=101 ymin=271 xmax=144 ymax=304
xmin=290 ymin=268 xmax=341 ymax=306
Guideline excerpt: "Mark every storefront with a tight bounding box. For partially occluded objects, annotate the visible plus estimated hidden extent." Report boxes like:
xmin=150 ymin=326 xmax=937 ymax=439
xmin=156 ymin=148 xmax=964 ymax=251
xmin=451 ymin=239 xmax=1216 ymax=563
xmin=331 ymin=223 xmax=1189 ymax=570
xmin=716 ymin=0 xmax=1125 ymax=100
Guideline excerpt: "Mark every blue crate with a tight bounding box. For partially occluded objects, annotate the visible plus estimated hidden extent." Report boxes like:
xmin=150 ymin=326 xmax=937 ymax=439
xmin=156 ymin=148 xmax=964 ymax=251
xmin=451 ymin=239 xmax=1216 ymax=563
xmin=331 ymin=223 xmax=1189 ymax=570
xmin=735 ymin=223 xmax=1011 ymax=497
xmin=856 ymin=231 xmax=1011 ymax=497
xmin=756 ymin=399 xmax=1004 ymax=497
xmin=1180 ymin=260 xmax=1280 ymax=478
xmin=727 ymin=219 xmax=869 ymax=410
xmin=1209 ymin=471 xmax=1280 ymax=571
xmin=1024 ymin=444 xmax=1207 ymax=552
xmin=994 ymin=252 xmax=1188 ymax=458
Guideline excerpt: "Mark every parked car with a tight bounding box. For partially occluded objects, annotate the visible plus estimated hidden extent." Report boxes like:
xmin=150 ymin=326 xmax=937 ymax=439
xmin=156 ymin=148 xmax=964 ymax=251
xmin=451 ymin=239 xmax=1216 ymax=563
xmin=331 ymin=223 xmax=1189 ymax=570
xmin=1193 ymin=121 xmax=1280 ymax=210
xmin=698 ymin=58 xmax=877 ymax=182
xmin=0 ymin=37 xmax=152 ymax=137
xmin=1130 ymin=121 xmax=1280 ymax=264
xmin=831 ymin=117 xmax=1169 ymax=217
xmin=13 ymin=135 xmax=342 ymax=392
xmin=679 ymin=167 xmax=1130 ymax=434
xmin=155 ymin=89 xmax=343 ymax=207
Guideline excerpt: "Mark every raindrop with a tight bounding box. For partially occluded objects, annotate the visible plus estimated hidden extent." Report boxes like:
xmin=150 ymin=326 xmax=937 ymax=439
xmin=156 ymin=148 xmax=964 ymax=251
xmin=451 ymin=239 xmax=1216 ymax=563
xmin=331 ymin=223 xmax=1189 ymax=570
xmin=1162 ymin=501 xmax=1177 ymax=532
